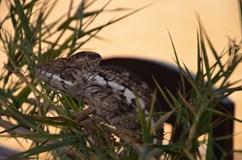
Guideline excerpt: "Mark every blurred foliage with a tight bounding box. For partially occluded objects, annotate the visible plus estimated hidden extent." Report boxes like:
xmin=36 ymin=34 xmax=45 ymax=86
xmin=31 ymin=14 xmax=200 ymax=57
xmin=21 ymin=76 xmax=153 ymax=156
xmin=0 ymin=0 xmax=242 ymax=160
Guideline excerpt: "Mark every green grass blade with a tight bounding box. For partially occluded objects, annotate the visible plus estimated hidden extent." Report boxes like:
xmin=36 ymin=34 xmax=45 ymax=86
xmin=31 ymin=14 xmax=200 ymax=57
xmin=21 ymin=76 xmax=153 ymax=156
xmin=13 ymin=0 xmax=32 ymax=41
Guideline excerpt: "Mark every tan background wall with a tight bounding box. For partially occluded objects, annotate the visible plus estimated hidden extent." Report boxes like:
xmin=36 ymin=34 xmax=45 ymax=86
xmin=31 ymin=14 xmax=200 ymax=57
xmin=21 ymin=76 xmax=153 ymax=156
xmin=0 ymin=0 xmax=241 ymax=159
